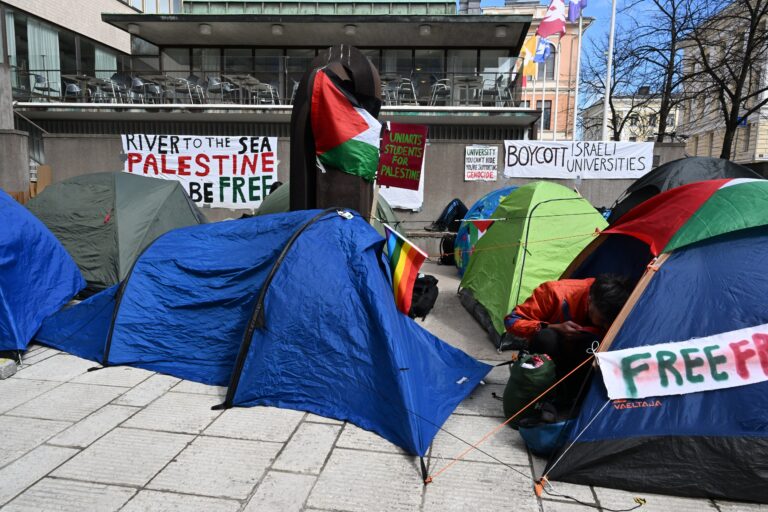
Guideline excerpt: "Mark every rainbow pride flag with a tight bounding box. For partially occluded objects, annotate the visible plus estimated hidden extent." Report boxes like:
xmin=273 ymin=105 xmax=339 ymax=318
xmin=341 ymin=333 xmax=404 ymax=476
xmin=384 ymin=224 xmax=428 ymax=314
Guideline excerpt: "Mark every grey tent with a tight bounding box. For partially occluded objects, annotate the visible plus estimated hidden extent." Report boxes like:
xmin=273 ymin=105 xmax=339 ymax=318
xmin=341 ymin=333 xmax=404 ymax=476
xmin=27 ymin=172 xmax=206 ymax=291
xmin=256 ymin=181 xmax=405 ymax=236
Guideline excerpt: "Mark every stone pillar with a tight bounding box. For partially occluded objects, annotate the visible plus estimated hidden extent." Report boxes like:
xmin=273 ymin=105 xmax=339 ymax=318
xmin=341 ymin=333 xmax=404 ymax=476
xmin=0 ymin=60 xmax=30 ymax=194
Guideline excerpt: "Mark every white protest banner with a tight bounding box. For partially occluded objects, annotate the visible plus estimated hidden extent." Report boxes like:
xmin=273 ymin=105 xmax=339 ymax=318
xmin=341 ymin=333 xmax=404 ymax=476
xmin=464 ymin=145 xmax=498 ymax=181
xmin=121 ymin=134 xmax=278 ymax=209
xmin=503 ymin=141 xmax=653 ymax=179
xmin=597 ymin=323 xmax=768 ymax=400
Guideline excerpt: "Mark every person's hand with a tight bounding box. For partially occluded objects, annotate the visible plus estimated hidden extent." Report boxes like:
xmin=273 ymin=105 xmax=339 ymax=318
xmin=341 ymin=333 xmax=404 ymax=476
xmin=549 ymin=321 xmax=584 ymax=339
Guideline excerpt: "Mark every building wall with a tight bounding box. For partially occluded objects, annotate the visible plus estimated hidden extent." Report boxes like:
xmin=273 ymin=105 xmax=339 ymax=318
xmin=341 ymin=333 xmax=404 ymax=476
xmin=42 ymin=133 xmax=634 ymax=224
xmin=485 ymin=4 xmax=586 ymax=141
xmin=3 ymin=0 xmax=135 ymax=53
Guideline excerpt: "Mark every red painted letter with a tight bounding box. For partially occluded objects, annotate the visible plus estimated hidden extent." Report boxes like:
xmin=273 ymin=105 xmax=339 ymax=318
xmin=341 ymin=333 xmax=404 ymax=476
xmin=729 ymin=340 xmax=757 ymax=379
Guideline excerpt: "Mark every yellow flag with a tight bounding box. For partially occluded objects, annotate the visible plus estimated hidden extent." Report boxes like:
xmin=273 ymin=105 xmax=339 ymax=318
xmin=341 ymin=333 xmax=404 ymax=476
xmin=520 ymin=35 xmax=538 ymax=77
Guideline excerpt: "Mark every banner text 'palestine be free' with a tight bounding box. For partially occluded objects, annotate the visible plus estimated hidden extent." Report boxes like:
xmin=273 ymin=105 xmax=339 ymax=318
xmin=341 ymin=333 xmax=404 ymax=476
xmin=121 ymin=134 xmax=277 ymax=209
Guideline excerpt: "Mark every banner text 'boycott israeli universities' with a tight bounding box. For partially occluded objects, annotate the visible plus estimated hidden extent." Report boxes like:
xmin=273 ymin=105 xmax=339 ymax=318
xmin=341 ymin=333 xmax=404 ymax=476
xmin=503 ymin=141 xmax=654 ymax=179
xmin=121 ymin=134 xmax=277 ymax=209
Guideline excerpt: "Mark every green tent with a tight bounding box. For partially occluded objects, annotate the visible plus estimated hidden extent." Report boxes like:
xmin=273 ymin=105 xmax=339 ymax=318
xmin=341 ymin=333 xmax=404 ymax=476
xmin=27 ymin=172 xmax=206 ymax=291
xmin=459 ymin=181 xmax=607 ymax=345
xmin=256 ymin=181 xmax=405 ymax=237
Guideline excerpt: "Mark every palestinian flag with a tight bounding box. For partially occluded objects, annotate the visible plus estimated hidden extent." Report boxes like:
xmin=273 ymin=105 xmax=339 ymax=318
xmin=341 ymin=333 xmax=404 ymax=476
xmin=468 ymin=219 xmax=495 ymax=251
xmin=607 ymin=178 xmax=768 ymax=255
xmin=311 ymin=68 xmax=382 ymax=181
xmin=384 ymin=224 xmax=428 ymax=314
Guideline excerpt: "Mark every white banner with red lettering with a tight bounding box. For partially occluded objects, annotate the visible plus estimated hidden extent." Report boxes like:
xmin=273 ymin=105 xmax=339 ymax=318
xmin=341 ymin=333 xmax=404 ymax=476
xmin=121 ymin=134 xmax=278 ymax=209
xmin=597 ymin=323 xmax=768 ymax=399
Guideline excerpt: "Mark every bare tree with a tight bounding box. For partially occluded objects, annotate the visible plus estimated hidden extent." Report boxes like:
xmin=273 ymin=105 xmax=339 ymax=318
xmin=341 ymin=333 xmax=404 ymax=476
xmin=627 ymin=0 xmax=696 ymax=142
xmin=685 ymin=0 xmax=768 ymax=159
xmin=581 ymin=29 xmax=656 ymax=140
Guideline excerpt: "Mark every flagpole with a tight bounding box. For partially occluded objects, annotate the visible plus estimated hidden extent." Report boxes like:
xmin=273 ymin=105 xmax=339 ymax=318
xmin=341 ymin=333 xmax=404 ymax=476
xmin=540 ymin=61 xmax=547 ymax=135
xmin=553 ymin=38 xmax=562 ymax=141
xmin=572 ymin=14 xmax=583 ymax=140
xmin=601 ymin=0 xmax=618 ymax=141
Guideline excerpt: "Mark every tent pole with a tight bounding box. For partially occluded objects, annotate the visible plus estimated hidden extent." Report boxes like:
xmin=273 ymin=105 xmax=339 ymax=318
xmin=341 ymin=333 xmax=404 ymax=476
xmin=420 ymin=457 xmax=430 ymax=484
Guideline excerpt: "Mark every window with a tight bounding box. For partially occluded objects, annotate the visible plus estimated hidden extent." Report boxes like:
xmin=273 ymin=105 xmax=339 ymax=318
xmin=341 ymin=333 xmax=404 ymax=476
xmin=415 ymin=49 xmax=444 ymax=100
xmin=649 ymin=114 xmax=657 ymax=129
xmin=743 ymin=124 xmax=751 ymax=152
xmin=447 ymin=50 xmax=476 ymax=76
xmin=360 ymin=49 xmax=380 ymax=70
xmin=708 ymin=132 xmax=715 ymax=157
xmin=162 ymin=48 xmax=190 ymax=77
xmin=192 ymin=48 xmax=220 ymax=80
xmin=382 ymin=49 xmax=412 ymax=77
xmin=692 ymin=135 xmax=699 ymax=155
xmin=536 ymin=99 xmax=552 ymax=130
xmin=536 ymin=54 xmax=555 ymax=81
xmin=223 ymin=48 xmax=252 ymax=74
xmin=629 ymin=114 xmax=639 ymax=127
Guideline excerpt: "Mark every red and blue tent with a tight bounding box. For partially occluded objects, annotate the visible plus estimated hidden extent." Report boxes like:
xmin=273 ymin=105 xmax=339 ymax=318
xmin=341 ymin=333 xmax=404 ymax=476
xmin=546 ymin=179 xmax=768 ymax=502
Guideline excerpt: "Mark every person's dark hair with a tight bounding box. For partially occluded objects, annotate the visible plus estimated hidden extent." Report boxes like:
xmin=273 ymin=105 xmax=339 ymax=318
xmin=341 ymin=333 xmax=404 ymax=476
xmin=589 ymin=274 xmax=634 ymax=324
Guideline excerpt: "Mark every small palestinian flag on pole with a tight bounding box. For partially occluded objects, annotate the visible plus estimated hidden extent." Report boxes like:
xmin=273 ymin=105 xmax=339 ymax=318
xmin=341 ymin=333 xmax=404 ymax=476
xmin=468 ymin=219 xmax=495 ymax=247
xmin=383 ymin=224 xmax=428 ymax=315
xmin=311 ymin=68 xmax=382 ymax=181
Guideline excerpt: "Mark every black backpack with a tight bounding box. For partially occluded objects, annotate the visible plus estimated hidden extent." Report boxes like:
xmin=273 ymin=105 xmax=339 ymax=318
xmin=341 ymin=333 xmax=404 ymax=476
xmin=438 ymin=233 xmax=456 ymax=266
xmin=425 ymin=199 xmax=468 ymax=233
xmin=409 ymin=274 xmax=439 ymax=321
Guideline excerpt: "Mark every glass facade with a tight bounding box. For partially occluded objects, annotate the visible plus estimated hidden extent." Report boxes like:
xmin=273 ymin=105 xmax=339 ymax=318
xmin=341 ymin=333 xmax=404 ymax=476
xmin=4 ymin=8 xmax=127 ymax=99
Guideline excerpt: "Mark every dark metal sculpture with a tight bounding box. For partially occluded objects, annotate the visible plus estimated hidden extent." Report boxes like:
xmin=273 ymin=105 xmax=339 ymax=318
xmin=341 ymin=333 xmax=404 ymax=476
xmin=289 ymin=45 xmax=382 ymax=214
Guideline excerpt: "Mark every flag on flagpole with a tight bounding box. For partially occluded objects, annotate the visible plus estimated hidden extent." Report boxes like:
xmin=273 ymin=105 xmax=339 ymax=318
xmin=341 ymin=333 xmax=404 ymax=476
xmin=383 ymin=224 xmax=428 ymax=315
xmin=518 ymin=35 xmax=539 ymax=78
xmin=311 ymin=68 xmax=382 ymax=181
xmin=536 ymin=0 xmax=567 ymax=38
xmin=568 ymin=0 xmax=587 ymax=23
xmin=468 ymin=220 xmax=495 ymax=251
xmin=533 ymin=38 xmax=554 ymax=63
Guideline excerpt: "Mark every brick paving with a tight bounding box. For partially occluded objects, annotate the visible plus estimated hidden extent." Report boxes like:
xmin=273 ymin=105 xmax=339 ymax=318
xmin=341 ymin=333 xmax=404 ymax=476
xmin=0 ymin=263 xmax=758 ymax=511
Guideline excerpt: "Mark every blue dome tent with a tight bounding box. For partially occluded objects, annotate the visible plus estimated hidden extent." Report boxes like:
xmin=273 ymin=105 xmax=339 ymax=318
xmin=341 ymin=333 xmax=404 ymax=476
xmin=0 ymin=189 xmax=84 ymax=352
xmin=36 ymin=209 xmax=489 ymax=459
xmin=454 ymin=186 xmax=517 ymax=275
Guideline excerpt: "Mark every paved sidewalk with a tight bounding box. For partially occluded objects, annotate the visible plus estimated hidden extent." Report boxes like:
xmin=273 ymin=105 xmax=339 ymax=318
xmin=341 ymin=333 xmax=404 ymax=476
xmin=0 ymin=263 xmax=758 ymax=511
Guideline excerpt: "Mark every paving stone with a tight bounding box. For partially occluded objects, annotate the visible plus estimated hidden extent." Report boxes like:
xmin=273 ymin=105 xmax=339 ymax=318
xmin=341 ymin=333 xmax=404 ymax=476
xmin=307 ymin=449 xmax=423 ymax=512
xmin=171 ymin=380 xmax=227 ymax=396
xmin=481 ymin=361 xmax=512 ymax=386
xmin=122 ymin=490 xmax=240 ymax=512
xmin=204 ymin=405 xmax=304 ymax=442
xmin=52 ymin=427 xmax=193 ymax=486
xmin=335 ymin=423 xmax=406 ymax=454
xmin=540 ymin=500 xmax=598 ymax=512
xmin=71 ymin=366 xmax=153 ymax=388
xmin=148 ymin=436 xmax=282 ymax=499
xmin=123 ymin=392 xmax=221 ymax=434
xmin=715 ymin=502 xmax=768 ymax=511
xmin=0 ymin=378 xmax=59 ymax=414
xmin=14 ymin=354 xmax=95 ymax=382
xmin=0 ymin=445 xmax=78 ymax=506
xmin=594 ymin=487 xmax=718 ymax=512
xmin=113 ymin=374 xmax=180 ymax=407
xmin=244 ymin=471 xmax=316 ymax=512
xmin=7 ymin=383 xmax=125 ymax=422
xmin=3 ymin=478 xmax=135 ymax=512
xmin=0 ymin=416 xmax=71 ymax=468
xmin=530 ymin=456 xmax=596 ymax=504
xmin=20 ymin=348 xmax=59 ymax=366
xmin=48 ymin=405 xmax=140 ymax=448
xmin=454 ymin=383 xmax=505 ymax=417
xmin=423 ymin=460 xmax=539 ymax=512
xmin=430 ymin=414 xmax=530 ymax=466
xmin=273 ymin=422 xmax=341 ymax=474
xmin=305 ymin=412 xmax=344 ymax=425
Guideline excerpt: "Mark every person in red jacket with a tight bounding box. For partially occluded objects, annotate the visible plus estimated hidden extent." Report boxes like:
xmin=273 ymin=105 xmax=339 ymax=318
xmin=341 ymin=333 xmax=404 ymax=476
xmin=504 ymin=274 xmax=633 ymax=379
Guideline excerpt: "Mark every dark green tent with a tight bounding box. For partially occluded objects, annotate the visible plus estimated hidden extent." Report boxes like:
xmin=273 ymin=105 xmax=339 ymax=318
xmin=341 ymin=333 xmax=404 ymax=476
xmin=27 ymin=172 xmax=206 ymax=291
xmin=256 ymin=181 xmax=405 ymax=236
